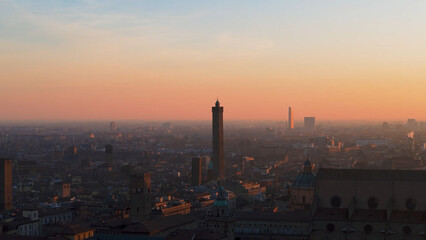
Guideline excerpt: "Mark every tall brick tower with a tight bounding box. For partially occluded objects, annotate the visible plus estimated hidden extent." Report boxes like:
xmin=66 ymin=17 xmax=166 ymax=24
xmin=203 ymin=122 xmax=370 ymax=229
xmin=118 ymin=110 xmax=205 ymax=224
xmin=130 ymin=172 xmax=151 ymax=222
xmin=0 ymin=159 xmax=12 ymax=211
xmin=212 ymin=100 xmax=224 ymax=180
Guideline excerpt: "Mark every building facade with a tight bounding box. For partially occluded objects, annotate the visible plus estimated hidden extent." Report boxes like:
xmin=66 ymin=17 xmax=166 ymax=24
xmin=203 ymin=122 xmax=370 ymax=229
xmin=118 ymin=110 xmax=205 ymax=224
xmin=312 ymin=168 xmax=426 ymax=239
xmin=192 ymin=157 xmax=202 ymax=186
xmin=304 ymin=117 xmax=315 ymax=130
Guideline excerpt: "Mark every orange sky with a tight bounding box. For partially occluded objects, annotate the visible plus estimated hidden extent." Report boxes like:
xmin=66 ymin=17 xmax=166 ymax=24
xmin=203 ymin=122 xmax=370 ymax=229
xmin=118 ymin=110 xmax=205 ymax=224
xmin=1 ymin=1 xmax=426 ymax=121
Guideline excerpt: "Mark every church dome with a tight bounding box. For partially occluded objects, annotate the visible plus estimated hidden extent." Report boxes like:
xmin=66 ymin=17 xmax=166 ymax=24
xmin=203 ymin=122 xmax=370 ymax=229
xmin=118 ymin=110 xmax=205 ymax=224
xmin=293 ymin=172 xmax=315 ymax=188
xmin=214 ymin=184 xmax=229 ymax=207
xmin=304 ymin=158 xmax=311 ymax=166
xmin=293 ymin=158 xmax=315 ymax=188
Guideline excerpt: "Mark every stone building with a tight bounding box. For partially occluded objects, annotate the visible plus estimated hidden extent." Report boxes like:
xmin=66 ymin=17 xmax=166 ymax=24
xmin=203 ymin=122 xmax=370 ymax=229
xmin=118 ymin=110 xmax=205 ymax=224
xmin=311 ymin=168 xmax=426 ymax=240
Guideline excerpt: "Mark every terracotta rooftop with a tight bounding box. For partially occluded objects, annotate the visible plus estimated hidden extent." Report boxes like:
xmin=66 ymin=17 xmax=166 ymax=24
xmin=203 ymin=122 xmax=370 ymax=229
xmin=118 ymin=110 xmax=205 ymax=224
xmin=236 ymin=210 xmax=311 ymax=222
xmin=166 ymin=229 xmax=227 ymax=240
xmin=122 ymin=215 xmax=198 ymax=235
xmin=55 ymin=225 xmax=94 ymax=235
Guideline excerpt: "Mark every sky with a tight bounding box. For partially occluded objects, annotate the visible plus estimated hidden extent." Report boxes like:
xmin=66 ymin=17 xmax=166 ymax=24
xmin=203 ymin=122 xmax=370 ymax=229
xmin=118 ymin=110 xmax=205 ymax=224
xmin=1 ymin=0 xmax=426 ymax=121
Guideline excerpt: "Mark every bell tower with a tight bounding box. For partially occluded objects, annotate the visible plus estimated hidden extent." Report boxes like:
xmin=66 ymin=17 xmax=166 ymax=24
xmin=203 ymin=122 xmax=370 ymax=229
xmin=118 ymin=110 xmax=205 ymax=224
xmin=130 ymin=172 xmax=151 ymax=222
xmin=212 ymin=100 xmax=224 ymax=180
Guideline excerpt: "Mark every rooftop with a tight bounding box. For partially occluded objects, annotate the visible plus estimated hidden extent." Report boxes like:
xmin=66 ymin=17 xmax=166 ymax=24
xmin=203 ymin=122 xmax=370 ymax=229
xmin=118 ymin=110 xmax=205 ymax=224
xmin=122 ymin=215 xmax=198 ymax=235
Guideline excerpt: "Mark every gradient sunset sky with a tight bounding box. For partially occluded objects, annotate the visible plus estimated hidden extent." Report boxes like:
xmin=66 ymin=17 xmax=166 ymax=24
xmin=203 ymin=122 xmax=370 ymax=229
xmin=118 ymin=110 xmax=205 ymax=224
xmin=1 ymin=0 xmax=426 ymax=121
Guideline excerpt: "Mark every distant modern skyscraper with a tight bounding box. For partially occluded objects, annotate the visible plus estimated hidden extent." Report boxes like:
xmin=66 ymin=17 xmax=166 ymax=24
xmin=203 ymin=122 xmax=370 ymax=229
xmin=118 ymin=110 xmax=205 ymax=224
xmin=0 ymin=159 xmax=12 ymax=211
xmin=407 ymin=119 xmax=417 ymax=130
xmin=191 ymin=157 xmax=202 ymax=186
xmin=382 ymin=122 xmax=389 ymax=129
xmin=212 ymin=100 xmax=224 ymax=180
xmin=304 ymin=117 xmax=315 ymax=130
xmin=110 ymin=121 xmax=117 ymax=131
xmin=288 ymin=106 xmax=294 ymax=129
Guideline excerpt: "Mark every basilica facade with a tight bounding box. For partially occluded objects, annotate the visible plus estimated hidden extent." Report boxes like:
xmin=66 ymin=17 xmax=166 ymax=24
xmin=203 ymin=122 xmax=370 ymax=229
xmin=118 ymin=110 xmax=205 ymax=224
xmin=311 ymin=168 xmax=426 ymax=240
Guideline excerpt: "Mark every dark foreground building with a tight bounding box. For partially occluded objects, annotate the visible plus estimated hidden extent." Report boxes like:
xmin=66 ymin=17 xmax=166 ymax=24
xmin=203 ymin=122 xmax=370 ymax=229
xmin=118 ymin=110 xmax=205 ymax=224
xmin=311 ymin=168 xmax=426 ymax=239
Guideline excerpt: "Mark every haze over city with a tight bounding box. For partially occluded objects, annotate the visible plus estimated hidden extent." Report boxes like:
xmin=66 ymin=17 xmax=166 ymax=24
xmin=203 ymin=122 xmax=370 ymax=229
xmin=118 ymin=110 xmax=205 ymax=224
xmin=2 ymin=0 xmax=426 ymax=121
xmin=2 ymin=2 xmax=426 ymax=240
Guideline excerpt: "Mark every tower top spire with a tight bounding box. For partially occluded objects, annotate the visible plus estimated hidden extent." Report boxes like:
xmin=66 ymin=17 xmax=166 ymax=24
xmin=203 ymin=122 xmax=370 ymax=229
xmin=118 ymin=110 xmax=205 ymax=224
xmin=304 ymin=157 xmax=312 ymax=173
xmin=215 ymin=99 xmax=220 ymax=107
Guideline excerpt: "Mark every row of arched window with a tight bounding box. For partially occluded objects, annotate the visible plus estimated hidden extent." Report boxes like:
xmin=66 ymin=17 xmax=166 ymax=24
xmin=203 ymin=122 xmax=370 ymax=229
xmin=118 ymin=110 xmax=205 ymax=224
xmin=330 ymin=196 xmax=417 ymax=210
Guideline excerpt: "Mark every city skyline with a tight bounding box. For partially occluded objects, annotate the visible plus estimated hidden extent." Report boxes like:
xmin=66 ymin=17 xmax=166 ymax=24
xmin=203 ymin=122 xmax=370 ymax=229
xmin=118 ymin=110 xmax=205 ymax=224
xmin=2 ymin=1 xmax=426 ymax=121
xmin=2 ymin=2 xmax=426 ymax=239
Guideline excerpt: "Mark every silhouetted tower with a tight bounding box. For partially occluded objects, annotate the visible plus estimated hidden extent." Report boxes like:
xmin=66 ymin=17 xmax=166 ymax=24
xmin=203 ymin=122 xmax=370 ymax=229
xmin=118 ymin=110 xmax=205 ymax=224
xmin=274 ymin=166 xmax=279 ymax=193
xmin=110 ymin=121 xmax=117 ymax=131
xmin=288 ymin=106 xmax=294 ymax=129
xmin=105 ymin=144 xmax=113 ymax=167
xmin=304 ymin=158 xmax=313 ymax=172
xmin=0 ymin=159 xmax=12 ymax=211
xmin=407 ymin=119 xmax=417 ymax=130
xmin=66 ymin=145 xmax=77 ymax=155
xmin=192 ymin=157 xmax=202 ymax=186
xmin=408 ymin=134 xmax=415 ymax=151
xmin=130 ymin=172 xmax=151 ymax=222
xmin=240 ymin=155 xmax=245 ymax=177
xmin=212 ymin=100 xmax=224 ymax=180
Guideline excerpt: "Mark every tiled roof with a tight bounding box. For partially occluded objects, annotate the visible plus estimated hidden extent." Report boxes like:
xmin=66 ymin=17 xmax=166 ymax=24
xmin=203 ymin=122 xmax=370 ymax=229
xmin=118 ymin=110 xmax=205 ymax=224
xmin=122 ymin=215 xmax=198 ymax=235
xmin=236 ymin=210 xmax=311 ymax=222
xmin=0 ymin=235 xmax=49 ymax=240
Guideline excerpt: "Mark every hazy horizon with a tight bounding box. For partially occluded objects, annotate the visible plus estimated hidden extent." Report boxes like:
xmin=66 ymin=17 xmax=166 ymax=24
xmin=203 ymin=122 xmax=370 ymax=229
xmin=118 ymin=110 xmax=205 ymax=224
xmin=0 ymin=118 xmax=416 ymax=126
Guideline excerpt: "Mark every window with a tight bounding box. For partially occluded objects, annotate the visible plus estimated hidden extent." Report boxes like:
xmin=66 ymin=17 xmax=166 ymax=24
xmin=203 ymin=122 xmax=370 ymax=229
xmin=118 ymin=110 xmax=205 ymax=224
xmin=368 ymin=197 xmax=378 ymax=209
xmin=364 ymin=224 xmax=373 ymax=234
xmin=405 ymin=198 xmax=416 ymax=210
xmin=330 ymin=196 xmax=341 ymax=208
xmin=403 ymin=226 xmax=411 ymax=235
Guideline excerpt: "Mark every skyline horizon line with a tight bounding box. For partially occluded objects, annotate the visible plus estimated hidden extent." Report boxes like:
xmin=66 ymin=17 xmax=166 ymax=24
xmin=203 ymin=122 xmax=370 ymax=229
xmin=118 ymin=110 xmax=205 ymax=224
xmin=0 ymin=118 xmax=422 ymax=124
